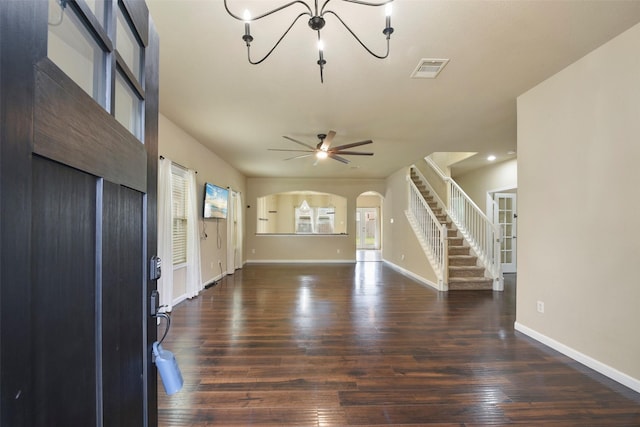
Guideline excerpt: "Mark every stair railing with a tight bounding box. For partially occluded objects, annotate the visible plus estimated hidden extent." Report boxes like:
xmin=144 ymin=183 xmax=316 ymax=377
xmin=424 ymin=157 xmax=503 ymax=289
xmin=407 ymin=173 xmax=448 ymax=288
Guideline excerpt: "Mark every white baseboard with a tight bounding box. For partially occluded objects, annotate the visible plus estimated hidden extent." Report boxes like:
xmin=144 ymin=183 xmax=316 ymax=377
xmin=203 ymin=272 xmax=226 ymax=287
xmin=383 ymin=259 xmax=443 ymax=291
xmin=245 ymin=259 xmax=356 ymax=264
xmin=172 ymin=293 xmax=188 ymax=307
xmin=514 ymin=322 xmax=640 ymax=394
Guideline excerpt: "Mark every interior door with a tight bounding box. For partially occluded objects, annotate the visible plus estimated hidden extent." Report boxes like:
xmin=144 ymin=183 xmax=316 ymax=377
xmin=1 ymin=1 xmax=159 ymax=425
xmin=494 ymin=193 xmax=517 ymax=273
xmin=356 ymin=208 xmax=380 ymax=249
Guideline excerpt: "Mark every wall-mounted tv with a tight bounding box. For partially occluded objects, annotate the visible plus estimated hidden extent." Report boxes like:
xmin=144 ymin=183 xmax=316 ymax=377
xmin=203 ymin=182 xmax=228 ymax=219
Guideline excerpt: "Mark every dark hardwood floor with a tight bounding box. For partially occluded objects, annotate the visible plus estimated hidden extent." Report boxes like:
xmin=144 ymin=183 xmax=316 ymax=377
xmin=158 ymin=263 xmax=640 ymax=426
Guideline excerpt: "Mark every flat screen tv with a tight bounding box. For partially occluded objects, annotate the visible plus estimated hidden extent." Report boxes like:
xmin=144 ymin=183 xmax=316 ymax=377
xmin=203 ymin=182 xmax=228 ymax=219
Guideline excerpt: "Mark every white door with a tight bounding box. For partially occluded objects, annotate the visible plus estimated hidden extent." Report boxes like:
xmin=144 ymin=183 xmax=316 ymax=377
xmin=494 ymin=193 xmax=517 ymax=273
xmin=356 ymin=208 xmax=379 ymax=249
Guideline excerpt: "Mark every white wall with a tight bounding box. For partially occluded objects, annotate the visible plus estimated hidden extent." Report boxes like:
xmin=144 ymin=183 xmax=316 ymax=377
xmin=158 ymin=114 xmax=246 ymax=304
xmin=517 ymin=23 xmax=640 ymax=391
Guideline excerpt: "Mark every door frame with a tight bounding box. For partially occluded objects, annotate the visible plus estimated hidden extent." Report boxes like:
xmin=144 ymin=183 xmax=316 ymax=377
xmin=0 ymin=1 xmax=159 ymax=425
xmin=486 ymin=187 xmax=517 ymax=274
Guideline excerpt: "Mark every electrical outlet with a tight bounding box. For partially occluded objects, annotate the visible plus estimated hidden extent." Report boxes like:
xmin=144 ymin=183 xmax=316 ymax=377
xmin=537 ymin=301 xmax=545 ymax=313
xmin=337 ymin=249 xmax=341 ymax=254
xmin=252 ymin=248 xmax=256 ymax=254
xmin=210 ymin=261 xmax=214 ymax=269
xmin=401 ymin=254 xmax=405 ymax=261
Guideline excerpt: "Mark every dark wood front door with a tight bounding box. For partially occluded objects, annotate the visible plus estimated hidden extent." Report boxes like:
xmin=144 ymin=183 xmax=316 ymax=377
xmin=1 ymin=1 xmax=159 ymax=425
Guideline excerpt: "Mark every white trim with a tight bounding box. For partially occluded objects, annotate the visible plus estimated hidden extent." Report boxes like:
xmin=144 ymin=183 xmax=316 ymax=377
xmin=245 ymin=259 xmax=356 ymax=264
xmin=202 ymin=272 xmax=226 ymax=287
xmin=514 ymin=322 xmax=640 ymax=394
xmin=172 ymin=293 xmax=188 ymax=308
xmin=383 ymin=259 xmax=443 ymax=291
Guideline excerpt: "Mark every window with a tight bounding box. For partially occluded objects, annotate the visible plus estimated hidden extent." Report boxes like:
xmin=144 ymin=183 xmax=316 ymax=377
xmin=171 ymin=165 xmax=188 ymax=265
xmin=47 ymin=0 xmax=107 ymax=107
xmin=47 ymin=0 xmax=146 ymax=141
xmin=114 ymin=3 xmax=144 ymax=140
xmin=114 ymin=71 xmax=142 ymax=137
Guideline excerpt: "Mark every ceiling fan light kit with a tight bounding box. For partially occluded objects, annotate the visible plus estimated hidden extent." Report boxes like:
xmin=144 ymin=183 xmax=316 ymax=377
xmin=223 ymin=0 xmax=395 ymax=83
xmin=269 ymin=131 xmax=374 ymax=164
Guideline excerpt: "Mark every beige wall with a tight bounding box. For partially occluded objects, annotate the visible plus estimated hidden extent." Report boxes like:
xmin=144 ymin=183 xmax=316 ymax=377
xmin=158 ymin=114 xmax=246 ymax=302
xmin=246 ymin=178 xmax=385 ymax=262
xmin=357 ymin=194 xmax=382 ymax=209
xmin=517 ymin=23 xmax=640 ymax=389
xmin=383 ymin=168 xmax=439 ymax=287
xmin=454 ymin=158 xmax=518 ymax=210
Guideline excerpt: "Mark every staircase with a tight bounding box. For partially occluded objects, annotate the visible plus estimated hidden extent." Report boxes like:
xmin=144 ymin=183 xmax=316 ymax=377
xmin=410 ymin=169 xmax=493 ymax=290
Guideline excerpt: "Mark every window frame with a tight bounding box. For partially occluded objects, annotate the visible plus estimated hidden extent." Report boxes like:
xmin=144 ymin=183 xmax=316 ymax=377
xmin=46 ymin=0 xmax=147 ymax=141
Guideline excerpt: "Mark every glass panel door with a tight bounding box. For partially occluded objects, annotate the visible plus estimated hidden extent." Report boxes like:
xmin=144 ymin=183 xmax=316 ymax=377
xmin=356 ymin=208 xmax=379 ymax=249
xmin=494 ymin=193 xmax=517 ymax=273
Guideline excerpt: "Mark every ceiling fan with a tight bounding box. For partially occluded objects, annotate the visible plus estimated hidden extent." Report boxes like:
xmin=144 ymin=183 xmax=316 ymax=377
xmin=268 ymin=130 xmax=373 ymax=164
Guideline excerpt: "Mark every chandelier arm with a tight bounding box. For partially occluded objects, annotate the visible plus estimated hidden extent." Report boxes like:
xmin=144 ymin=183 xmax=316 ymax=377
xmin=322 ymin=10 xmax=390 ymax=59
xmin=320 ymin=0 xmax=391 ymax=16
xmin=247 ymin=12 xmax=310 ymax=65
xmin=339 ymin=0 xmax=393 ymax=6
xmin=224 ymin=0 xmax=312 ymax=21
xmin=319 ymin=0 xmax=332 ymax=15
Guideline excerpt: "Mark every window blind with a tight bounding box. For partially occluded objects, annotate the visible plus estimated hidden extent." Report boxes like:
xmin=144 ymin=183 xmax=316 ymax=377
xmin=171 ymin=165 xmax=188 ymax=265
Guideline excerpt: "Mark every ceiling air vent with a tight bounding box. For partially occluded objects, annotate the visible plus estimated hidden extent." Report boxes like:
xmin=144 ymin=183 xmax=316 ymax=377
xmin=411 ymin=58 xmax=449 ymax=79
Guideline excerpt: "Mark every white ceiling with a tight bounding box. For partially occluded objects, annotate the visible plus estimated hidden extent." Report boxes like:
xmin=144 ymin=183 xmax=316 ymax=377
xmin=147 ymin=0 xmax=640 ymax=178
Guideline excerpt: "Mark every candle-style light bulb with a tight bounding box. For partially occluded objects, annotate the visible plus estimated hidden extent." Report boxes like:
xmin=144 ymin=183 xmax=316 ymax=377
xmin=243 ymin=9 xmax=251 ymax=34
xmin=385 ymin=3 xmax=392 ymax=28
xmin=382 ymin=3 xmax=394 ymax=39
xmin=317 ymin=40 xmax=325 ymax=52
xmin=242 ymin=9 xmax=253 ymax=45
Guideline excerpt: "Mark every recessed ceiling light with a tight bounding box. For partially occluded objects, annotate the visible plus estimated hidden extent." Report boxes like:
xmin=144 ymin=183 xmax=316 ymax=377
xmin=487 ymin=155 xmax=497 ymax=161
xmin=507 ymin=150 xmax=516 ymax=155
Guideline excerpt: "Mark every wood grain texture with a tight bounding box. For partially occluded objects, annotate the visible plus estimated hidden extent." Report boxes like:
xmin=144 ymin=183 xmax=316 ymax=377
xmin=34 ymin=58 xmax=147 ymax=193
xmin=32 ymin=156 xmax=97 ymax=425
xmin=158 ymin=264 xmax=640 ymax=426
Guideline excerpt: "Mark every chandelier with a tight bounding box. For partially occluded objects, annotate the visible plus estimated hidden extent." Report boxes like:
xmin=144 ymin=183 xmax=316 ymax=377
xmin=223 ymin=0 xmax=395 ymax=83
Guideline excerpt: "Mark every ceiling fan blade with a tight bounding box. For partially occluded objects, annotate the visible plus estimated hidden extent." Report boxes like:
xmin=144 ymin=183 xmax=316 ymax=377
xmin=284 ymin=153 xmax=314 ymax=161
xmin=283 ymin=136 xmax=318 ymax=151
xmin=329 ymin=153 xmax=350 ymax=164
xmin=268 ymin=148 xmax=314 ymax=153
xmin=331 ymin=140 xmax=373 ymax=151
xmin=333 ymin=151 xmax=374 ymax=156
xmin=320 ymin=130 xmax=336 ymax=151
